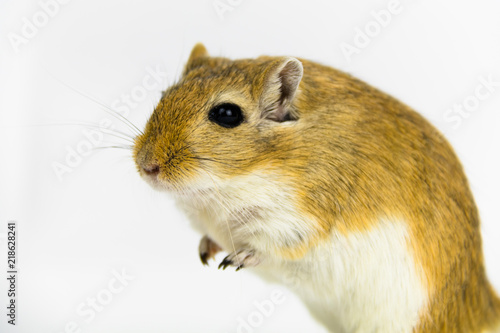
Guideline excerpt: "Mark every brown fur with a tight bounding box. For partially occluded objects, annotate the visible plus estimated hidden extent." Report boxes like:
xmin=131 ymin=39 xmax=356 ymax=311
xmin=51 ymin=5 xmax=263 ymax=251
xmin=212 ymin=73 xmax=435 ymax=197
xmin=134 ymin=43 xmax=500 ymax=332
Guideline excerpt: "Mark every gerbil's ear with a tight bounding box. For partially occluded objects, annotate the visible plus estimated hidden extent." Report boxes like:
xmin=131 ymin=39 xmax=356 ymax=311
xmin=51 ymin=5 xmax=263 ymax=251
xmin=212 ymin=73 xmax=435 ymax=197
xmin=183 ymin=43 xmax=209 ymax=75
xmin=258 ymin=57 xmax=303 ymax=122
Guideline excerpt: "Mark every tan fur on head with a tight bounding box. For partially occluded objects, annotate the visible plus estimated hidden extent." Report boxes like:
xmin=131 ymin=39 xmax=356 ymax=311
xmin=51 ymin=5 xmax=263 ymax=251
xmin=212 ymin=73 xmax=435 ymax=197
xmin=134 ymin=45 xmax=307 ymax=194
xmin=134 ymin=43 xmax=500 ymax=332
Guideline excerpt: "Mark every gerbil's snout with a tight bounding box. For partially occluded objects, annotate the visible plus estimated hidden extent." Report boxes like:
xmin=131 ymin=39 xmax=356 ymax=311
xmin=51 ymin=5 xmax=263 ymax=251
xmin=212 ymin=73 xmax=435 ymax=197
xmin=134 ymin=137 xmax=195 ymax=191
xmin=135 ymin=145 xmax=160 ymax=179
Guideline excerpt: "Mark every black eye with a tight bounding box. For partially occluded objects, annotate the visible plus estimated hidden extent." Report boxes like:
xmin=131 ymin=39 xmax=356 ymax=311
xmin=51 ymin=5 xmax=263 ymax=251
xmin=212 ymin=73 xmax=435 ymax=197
xmin=208 ymin=103 xmax=243 ymax=128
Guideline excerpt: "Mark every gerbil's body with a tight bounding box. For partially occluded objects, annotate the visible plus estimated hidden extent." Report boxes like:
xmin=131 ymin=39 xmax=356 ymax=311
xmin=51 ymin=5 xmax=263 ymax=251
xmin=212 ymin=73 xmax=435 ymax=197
xmin=134 ymin=44 xmax=500 ymax=332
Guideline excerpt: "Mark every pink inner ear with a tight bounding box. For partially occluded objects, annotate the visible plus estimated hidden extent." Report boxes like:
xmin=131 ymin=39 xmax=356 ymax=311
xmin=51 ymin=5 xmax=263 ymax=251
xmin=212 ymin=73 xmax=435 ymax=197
xmin=266 ymin=104 xmax=292 ymax=122
xmin=278 ymin=60 xmax=303 ymax=103
xmin=264 ymin=58 xmax=303 ymax=122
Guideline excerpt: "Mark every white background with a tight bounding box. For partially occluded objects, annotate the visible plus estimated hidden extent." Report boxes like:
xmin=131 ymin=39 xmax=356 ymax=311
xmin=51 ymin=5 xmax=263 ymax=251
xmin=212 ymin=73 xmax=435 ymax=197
xmin=1 ymin=0 xmax=499 ymax=332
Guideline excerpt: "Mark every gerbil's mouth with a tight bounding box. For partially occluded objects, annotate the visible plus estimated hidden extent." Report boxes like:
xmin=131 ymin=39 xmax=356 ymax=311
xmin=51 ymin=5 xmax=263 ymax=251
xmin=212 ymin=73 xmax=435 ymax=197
xmin=138 ymin=167 xmax=216 ymax=198
xmin=135 ymin=143 xmax=218 ymax=198
xmin=171 ymin=186 xmax=216 ymax=198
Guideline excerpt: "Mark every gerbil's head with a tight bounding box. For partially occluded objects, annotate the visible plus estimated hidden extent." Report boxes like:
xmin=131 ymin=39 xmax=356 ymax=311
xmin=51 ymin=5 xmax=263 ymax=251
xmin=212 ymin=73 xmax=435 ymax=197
xmin=133 ymin=43 xmax=304 ymax=195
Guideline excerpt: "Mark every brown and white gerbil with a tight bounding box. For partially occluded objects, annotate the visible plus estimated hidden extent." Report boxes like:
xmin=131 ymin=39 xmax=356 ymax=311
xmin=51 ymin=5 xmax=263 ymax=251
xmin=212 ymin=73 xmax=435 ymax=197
xmin=133 ymin=43 xmax=500 ymax=332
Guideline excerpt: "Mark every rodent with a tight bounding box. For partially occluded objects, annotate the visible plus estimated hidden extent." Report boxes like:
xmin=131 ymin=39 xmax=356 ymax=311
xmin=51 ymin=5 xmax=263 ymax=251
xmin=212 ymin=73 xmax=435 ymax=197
xmin=133 ymin=43 xmax=500 ymax=333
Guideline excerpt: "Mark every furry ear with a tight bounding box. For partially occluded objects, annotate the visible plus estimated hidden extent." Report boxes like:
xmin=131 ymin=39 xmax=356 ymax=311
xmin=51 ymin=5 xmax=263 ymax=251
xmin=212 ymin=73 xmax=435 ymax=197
xmin=259 ymin=57 xmax=303 ymax=122
xmin=183 ymin=43 xmax=209 ymax=75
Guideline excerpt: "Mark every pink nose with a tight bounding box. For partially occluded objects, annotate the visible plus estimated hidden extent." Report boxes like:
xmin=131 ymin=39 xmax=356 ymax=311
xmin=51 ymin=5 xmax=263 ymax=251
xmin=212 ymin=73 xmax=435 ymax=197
xmin=142 ymin=164 xmax=160 ymax=176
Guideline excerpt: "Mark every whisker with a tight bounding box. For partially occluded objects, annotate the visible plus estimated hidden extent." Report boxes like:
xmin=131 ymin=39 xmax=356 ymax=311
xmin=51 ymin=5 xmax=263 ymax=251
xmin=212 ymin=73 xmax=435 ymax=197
xmin=98 ymin=130 xmax=135 ymax=144
xmin=195 ymin=165 xmax=261 ymax=243
xmin=53 ymin=78 xmax=144 ymax=136
xmin=34 ymin=121 xmax=138 ymax=144
xmin=199 ymin=168 xmax=241 ymax=268
xmin=68 ymin=122 xmax=136 ymax=140
xmin=92 ymin=145 xmax=133 ymax=151
xmin=7 ymin=121 xmax=136 ymax=139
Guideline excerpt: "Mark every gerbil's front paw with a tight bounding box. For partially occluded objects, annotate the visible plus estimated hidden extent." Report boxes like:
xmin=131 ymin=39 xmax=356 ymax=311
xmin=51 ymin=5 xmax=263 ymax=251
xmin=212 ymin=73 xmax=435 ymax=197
xmin=218 ymin=249 xmax=261 ymax=271
xmin=199 ymin=236 xmax=222 ymax=265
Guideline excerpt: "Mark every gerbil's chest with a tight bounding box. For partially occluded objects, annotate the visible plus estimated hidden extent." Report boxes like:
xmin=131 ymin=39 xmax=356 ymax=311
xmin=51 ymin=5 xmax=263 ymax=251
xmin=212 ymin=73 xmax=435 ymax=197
xmin=269 ymin=220 xmax=428 ymax=333
xmin=177 ymin=191 xmax=428 ymax=332
xmin=187 ymin=208 xmax=428 ymax=332
xmin=175 ymin=178 xmax=314 ymax=255
xmin=177 ymin=189 xmax=307 ymax=253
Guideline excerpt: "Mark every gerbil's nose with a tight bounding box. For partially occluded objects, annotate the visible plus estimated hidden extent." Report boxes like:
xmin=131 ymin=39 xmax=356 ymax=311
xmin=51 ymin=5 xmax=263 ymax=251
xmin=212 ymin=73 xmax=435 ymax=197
xmin=142 ymin=164 xmax=160 ymax=176
xmin=136 ymin=146 xmax=160 ymax=177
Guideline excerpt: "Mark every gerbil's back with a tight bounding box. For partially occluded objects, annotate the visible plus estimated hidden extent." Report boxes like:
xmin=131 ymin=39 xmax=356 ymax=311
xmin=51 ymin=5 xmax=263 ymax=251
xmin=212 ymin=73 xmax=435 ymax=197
xmin=293 ymin=59 xmax=500 ymax=332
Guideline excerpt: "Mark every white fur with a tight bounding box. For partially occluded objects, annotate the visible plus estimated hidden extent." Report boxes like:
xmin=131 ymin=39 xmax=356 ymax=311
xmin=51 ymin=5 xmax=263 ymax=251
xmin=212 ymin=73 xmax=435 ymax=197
xmin=174 ymin=174 xmax=428 ymax=332
xmin=274 ymin=221 xmax=428 ymax=333
xmin=175 ymin=173 xmax=313 ymax=258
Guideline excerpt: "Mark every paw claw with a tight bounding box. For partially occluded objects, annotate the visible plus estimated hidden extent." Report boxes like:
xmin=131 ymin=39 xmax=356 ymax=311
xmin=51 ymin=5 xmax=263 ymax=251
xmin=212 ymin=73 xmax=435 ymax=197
xmin=218 ymin=249 xmax=260 ymax=271
xmin=218 ymin=255 xmax=232 ymax=270
xmin=200 ymin=252 xmax=209 ymax=265
xmin=198 ymin=236 xmax=222 ymax=266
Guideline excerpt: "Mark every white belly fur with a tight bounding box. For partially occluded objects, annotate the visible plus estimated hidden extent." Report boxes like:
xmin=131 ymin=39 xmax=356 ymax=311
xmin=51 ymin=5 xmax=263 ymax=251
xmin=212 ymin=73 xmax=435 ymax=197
xmin=175 ymin=180 xmax=428 ymax=332
xmin=260 ymin=219 xmax=428 ymax=333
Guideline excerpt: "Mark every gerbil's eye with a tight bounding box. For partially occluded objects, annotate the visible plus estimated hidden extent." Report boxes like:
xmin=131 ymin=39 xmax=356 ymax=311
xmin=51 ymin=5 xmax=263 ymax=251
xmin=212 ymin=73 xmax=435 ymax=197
xmin=208 ymin=103 xmax=243 ymax=128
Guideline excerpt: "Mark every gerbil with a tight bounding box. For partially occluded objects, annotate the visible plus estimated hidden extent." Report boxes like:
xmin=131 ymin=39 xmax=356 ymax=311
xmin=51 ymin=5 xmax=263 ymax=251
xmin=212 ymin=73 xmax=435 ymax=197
xmin=134 ymin=43 xmax=500 ymax=332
